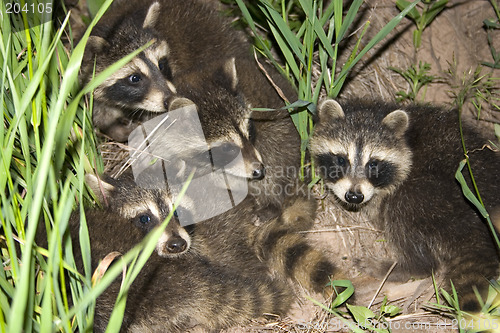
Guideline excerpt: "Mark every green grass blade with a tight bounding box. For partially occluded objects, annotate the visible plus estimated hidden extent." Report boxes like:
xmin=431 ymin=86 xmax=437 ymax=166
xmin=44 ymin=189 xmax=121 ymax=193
xmin=267 ymin=23 xmax=301 ymax=81
xmin=331 ymin=0 xmax=420 ymax=96
xmin=260 ymin=2 xmax=305 ymax=66
xmin=455 ymin=159 xmax=500 ymax=250
xmin=336 ymin=0 xmax=363 ymax=43
xmin=396 ymin=0 xmax=421 ymax=21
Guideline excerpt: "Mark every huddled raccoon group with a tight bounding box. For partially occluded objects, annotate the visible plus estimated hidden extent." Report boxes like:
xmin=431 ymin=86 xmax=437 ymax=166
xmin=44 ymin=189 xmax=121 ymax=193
xmin=72 ymin=0 xmax=500 ymax=331
xmin=78 ymin=0 xmax=333 ymax=331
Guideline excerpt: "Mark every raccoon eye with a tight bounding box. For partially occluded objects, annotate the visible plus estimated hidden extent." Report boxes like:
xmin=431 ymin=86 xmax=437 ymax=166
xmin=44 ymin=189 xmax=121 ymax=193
xmin=128 ymin=74 xmax=142 ymax=84
xmin=368 ymin=160 xmax=378 ymax=170
xmin=173 ymin=210 xmax=178 ymax=218
xmin=211 ymin=143 xmax=240 ymax=167
xmin=158 ymin=58 xmax=173 ymax=80
xmin=138 ymin=214 xmax=151 ymax=224
xmin=337 ymin=156 xmax=346 ymax=166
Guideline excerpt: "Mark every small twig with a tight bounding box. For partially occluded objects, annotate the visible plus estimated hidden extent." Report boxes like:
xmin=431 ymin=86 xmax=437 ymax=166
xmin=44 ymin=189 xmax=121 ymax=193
xmin=298 ymin=225 xmax=380 ymax=234
xmin=368 ymin=261 xmax=398 ymax=309
xmin=469 ymin=143 xmax=499 ymax=154
xmin=92 ymin=251 xmax=124 ymax=287
xmin=253 ymin=50 xmax=290 ymax=104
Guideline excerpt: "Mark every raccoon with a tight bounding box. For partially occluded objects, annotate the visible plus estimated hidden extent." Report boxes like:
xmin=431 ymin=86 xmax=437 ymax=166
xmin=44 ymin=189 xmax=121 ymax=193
xmin=310 ymin=99 xmax=500 ymax=310
xmin=163 ymin=63 xmax=266 ymax=181
xmin=67 ymin=197 xmax=291 ymax=331
xmin=84 ymin=173 xmax=190 ymax=257
xmin=87 ymin=172 xmax=334 ymax=294
xmin=82 ymin=0 xmax=302 ymax=210
xmin=171 ymin=58 xmax=302 ymax=210
xmin=117 ymin=151 xmax=334 ymax=294
xmin=80 ymin=3 xmax=176 ymax=142
xmin=80 ymin=0 xmax=247 ymax=142
xmin=187 ymin=192 xmax=336 ymax=294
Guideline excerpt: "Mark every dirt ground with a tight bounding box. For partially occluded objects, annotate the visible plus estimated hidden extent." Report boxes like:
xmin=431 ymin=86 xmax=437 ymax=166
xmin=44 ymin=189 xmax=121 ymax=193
xmin=66 ymin=0 xmax=500 ymax=332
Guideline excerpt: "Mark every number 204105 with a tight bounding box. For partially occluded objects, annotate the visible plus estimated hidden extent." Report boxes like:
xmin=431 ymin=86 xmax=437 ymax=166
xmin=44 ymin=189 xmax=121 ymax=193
xmin=5 ymin=2 xmax=52 ymax=15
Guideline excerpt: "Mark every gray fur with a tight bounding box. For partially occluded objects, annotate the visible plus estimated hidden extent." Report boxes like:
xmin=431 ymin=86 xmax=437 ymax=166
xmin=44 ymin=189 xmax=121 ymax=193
xmin=188 ymin=193 xmax=336 ymax=294
xmin=311 ymin=99 xmax=500 ymax=311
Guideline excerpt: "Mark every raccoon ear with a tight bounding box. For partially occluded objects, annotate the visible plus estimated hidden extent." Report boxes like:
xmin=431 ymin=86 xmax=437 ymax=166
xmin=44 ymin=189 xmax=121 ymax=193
xmin=85 ymin=174 xmax=116 ymax=206
xmin=223 ymin=57 xmax=239 ymax=92
xmin=317 ymin=99 xmax=344 ymax=123
xmin=168 ymin=97 xmax=196 ymax=111
xmin=85 ymin=36 xmax=109 ymax=55
xmin=382 ymin=110 xmax=409 ymax=137
xmin=143 ymin=1 xmax=160 ymax=29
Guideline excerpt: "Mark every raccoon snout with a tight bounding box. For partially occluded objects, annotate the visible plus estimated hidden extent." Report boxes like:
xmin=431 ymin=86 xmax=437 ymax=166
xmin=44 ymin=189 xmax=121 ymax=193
xmin=345 ymin=190 xmax=364 ymax=204
xmin=163 ymin=96 xmax=175 ymax=110
xmin=165 ymin=235 xmax=188 ymax=254
xmin=251 ymin=163 xmax=265 ymax=180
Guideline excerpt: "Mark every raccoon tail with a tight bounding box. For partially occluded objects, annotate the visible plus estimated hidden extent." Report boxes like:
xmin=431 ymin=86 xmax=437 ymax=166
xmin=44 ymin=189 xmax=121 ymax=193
xmin=95 ymin=256 xmax=294 ymax=332
xmin=252 ymin=194 xmax=336 ymax=293
xmin=443 ymin=244 xmax=499 ymax=312
xmin=199 ymin=267 xmax=294 ymax=329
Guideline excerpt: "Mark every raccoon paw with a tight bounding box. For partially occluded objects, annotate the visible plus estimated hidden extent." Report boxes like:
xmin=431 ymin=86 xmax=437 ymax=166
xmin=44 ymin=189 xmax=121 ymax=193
xmin=354 ymin=258 xmax=411 ymax=282
xmin=461 ymin=295 xmax=482 ymax=313
xmin=255 ymin=205 xmax=281 ymax=225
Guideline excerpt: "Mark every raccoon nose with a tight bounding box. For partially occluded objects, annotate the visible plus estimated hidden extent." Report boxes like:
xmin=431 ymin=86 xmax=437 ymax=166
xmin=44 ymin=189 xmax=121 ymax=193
xmin=163 ymin=98 xmax=170 ymax=110
xmin=165 ymin=236 xmax=188 ymax=254
xmin=252 ymin=163 xmax=265 ymax=180
xmin=345 ymin=190 xmax=364 ymax=204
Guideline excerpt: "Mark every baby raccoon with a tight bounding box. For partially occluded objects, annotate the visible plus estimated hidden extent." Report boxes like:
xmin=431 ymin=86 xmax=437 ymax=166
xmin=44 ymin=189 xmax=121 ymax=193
xmin=69 ymin=175 xmax=292 ymax=332
xmin=310 ymin=99 xmax=500 ymax=310
xmin=171 ymin=58 xmax=302 ymax=214
xmin=80 ymin=3 xmax=176 ymax=141
xmin=163 ymin=61 xmax=266 ymax=181
xmin=85 ymin=173 xmax=190 ymax=257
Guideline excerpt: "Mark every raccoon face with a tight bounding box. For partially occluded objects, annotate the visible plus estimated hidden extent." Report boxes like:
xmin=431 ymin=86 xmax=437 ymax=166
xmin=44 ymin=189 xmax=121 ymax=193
xmin=90 ymin=39 xmax=176 ymax=113
xmin=82 ymin=2 xmax=176 ymax=114
xmin=85 ymin=174 xmax=191 ymax=257
xmin=206 ymin=117 xmax=264 ymax=180
xmin=169 ymin=59 xmax=265 ymax=180
xmin=310 ymin=99 xmax=413 ymax=209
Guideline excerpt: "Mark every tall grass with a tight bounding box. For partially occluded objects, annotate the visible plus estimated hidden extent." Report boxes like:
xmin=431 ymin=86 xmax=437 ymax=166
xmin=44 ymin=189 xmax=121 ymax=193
xmin=0 ymin=0 xmax=187 ymax=331
xmin=0 ymin=0 xmax=103 ymax=330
